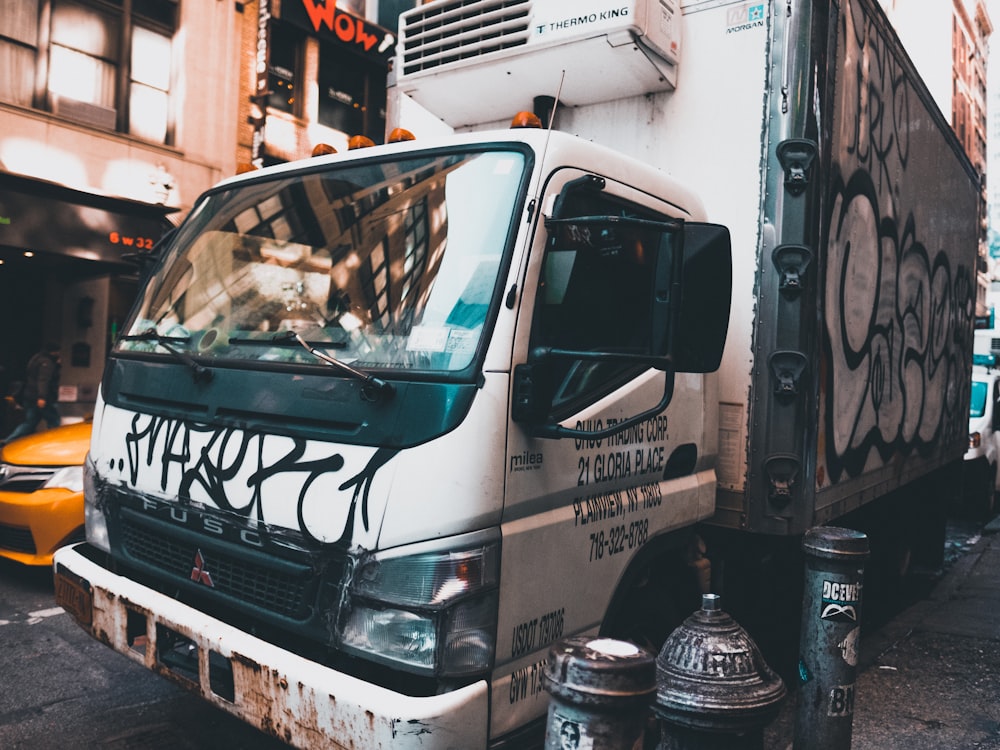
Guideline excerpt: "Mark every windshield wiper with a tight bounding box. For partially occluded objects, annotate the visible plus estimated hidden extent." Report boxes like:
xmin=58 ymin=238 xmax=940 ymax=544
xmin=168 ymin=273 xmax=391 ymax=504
xmin=275 ymin=331 xmax=394 ymax=400
xmin=228 ymin=335 xmax=347 ymax=349
xmin=121 ymin=328 xmax=213 ymax=383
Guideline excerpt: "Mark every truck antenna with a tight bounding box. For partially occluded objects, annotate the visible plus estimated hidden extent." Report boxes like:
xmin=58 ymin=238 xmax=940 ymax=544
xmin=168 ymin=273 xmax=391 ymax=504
xmin=533 ymin=70 xmax=565 ymax=205
xmin=507 ymin=70 xmax=566 ymax=309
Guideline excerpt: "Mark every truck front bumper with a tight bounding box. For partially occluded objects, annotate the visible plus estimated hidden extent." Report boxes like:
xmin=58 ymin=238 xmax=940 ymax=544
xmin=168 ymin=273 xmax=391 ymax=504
xmin=52 ymin=544 xmax=489 ymax=749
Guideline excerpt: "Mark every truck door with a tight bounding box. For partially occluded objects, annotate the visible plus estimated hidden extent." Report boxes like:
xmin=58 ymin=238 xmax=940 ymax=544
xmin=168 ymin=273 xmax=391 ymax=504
xmin=490 ymin=168 xmax=718 ymax=738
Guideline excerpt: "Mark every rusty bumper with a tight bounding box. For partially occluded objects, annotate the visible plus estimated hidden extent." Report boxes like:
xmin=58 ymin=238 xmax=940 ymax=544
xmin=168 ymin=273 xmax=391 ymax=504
xmin=53 ymin=544 xmax=489 ymax=749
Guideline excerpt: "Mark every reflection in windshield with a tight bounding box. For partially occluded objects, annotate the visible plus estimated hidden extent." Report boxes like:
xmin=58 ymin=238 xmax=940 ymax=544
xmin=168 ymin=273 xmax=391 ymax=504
xmin=123 ymin=149 xmax=527 ymax=374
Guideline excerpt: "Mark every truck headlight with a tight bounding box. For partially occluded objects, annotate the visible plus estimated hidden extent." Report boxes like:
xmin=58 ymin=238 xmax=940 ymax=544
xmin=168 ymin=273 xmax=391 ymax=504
xmin=339 ymin=531 xmax=499 ymax=677
xmin=83 ymin=455 xmax=110 ymax=553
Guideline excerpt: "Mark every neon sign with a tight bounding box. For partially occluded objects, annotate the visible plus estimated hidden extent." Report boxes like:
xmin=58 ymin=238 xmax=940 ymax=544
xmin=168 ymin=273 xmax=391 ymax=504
xmin=109 ymin=232 xmax=156 ymax=251
xmin=295 ymin=1 xmax=395 ymax=58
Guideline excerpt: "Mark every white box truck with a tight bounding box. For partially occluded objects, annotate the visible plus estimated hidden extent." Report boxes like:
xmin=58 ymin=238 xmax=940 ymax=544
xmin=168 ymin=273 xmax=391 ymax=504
xmin=54 ymin=0 xmax=979 ymax=747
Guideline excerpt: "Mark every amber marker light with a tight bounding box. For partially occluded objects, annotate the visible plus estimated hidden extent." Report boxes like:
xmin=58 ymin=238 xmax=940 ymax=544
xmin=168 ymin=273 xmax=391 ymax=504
xmin=510 ymin=111 xmax=543 ymax=129
xmin=348 ymin=135 xmax=376 ymax=150
xmin=388 ymin=127 xmax=416 ymax=143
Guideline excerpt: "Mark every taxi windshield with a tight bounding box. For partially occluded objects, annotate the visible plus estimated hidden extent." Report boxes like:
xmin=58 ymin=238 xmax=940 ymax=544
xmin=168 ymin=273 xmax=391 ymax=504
xmin=121 ymin=148 xmax=528 ymax=375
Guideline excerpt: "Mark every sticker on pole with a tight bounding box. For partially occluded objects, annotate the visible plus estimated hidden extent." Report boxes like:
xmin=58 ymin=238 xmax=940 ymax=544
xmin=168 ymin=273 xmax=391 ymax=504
xmin=551 ymin=715 xmax=593 ymax=750
xmin=819 ymin=579 xmax=861 ymax=622
xmin=828 ymin=684 xmax=855 ymax=717
xmin=838 ymin=627 xmax=860 ymax=666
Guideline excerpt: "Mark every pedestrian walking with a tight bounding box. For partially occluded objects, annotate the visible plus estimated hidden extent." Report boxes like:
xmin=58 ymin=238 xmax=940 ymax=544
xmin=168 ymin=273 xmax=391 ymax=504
xmin=3 ymin=342 xmax=62 ymax=442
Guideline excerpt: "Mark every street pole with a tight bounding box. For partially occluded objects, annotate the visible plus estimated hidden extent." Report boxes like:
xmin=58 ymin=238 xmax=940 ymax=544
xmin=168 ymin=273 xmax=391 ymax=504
xmin=794 ymin=526 xmax=870 ymax=750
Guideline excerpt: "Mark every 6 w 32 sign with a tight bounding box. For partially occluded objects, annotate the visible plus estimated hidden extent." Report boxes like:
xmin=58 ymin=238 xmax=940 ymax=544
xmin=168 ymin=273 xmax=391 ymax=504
xmin=109 ymin=232 xmax=155 ymax=250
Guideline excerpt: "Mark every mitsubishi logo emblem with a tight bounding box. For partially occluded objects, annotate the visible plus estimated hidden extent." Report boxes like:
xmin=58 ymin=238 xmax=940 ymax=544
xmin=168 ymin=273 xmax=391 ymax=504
xmin=190 ymin=549 xmax=215 ymax=587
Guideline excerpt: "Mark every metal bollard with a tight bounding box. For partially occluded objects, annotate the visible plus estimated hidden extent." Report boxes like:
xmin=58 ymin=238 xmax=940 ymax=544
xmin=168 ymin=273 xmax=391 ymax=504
xmin=793 ymin=526 xmax=870 ymax=750
xmin=653 ymin=593 xmax=786 ymax=750
xmin=542 ymin=636 xmax=656 ymax=749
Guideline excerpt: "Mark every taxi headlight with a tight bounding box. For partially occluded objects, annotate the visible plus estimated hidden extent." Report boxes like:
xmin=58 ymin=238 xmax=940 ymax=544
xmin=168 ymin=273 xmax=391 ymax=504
xmin=82 ymin=455 xmax=110 ymax=553
xmin=43 ymin=465 xmax=84 ymax=493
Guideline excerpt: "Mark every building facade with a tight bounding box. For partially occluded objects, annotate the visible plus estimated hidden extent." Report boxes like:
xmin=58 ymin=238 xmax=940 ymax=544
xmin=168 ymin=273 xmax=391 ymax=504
xmin=236 ymin=0 xmax=419 ymax=170
xmin=987 ymin=0 xmax=1000 ymax=264
xmin=0 ymin=0 xmax=244 ymax=420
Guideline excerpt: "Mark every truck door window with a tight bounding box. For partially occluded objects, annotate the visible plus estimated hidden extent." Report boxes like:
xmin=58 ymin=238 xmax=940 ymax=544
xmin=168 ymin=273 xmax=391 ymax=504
xmin=531 ymin=191 xmax=662 ymax=418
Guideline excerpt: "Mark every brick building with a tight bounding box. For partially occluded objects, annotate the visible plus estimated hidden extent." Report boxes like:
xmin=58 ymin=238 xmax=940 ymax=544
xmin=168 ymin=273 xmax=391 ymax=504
xmin=0 ymin=0 xmax=417 ymax=418
xmin=236 ymin=0 xmax=416 ymax=170
xmin=0 ymin=0 xmax=242 ymax=417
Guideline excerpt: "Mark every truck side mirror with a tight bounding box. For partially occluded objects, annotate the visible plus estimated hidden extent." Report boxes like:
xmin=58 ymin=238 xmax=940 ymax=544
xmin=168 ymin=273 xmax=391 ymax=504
xmin=669 ymin=222 xmax=732 ymax=373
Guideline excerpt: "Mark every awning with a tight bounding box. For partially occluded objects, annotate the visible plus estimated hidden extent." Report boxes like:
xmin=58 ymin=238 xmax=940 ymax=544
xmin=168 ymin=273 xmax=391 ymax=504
xmin=0 ymin=172 xmax=178 ymax=267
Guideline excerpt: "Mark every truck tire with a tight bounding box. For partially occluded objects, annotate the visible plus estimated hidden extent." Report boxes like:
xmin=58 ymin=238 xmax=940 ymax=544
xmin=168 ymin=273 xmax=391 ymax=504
xmin=601 ymin=551 xmax=700 ymax=655
xmin=976 ymin=464 xmax=997 ymax=522
xmin=964 ymin=460 xmax=996 ymax=522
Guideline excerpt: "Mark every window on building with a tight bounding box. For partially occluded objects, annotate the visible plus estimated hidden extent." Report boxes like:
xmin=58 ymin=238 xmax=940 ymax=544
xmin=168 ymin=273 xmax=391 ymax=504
xmin=267 ymin=23 xmax=303 ymax=114
xmin=0 ymin=0 xmax=40 ymax=106
xmin=0 ymin=0 xmax=178 ymax=144
xmin=49 ymin=0 xmax=120 ymax=122
xmin=129 ymin=26 xmax=172 ymax=142
xmin=318 ymin=45 xmax=387 ymax=142
xmin=340 ymin=0 xmax=365 ymax=14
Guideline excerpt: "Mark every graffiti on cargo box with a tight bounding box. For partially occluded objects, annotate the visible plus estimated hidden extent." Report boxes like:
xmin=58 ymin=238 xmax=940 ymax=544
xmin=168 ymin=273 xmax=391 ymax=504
xmin=822 ymin=0 xmax=974 ymax=481
xmin=119 ymin=412 xmax=397 ymax=545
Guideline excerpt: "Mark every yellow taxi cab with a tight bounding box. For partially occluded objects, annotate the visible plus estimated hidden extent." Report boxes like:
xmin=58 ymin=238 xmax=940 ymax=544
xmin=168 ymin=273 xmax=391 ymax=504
xmin=0 ymin=420 xmax=91 ymax=566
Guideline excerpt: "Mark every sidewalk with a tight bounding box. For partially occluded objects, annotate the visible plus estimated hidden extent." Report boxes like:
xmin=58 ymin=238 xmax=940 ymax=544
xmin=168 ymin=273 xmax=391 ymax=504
xmin=765 ymin=518 xmax=1000 ymax=749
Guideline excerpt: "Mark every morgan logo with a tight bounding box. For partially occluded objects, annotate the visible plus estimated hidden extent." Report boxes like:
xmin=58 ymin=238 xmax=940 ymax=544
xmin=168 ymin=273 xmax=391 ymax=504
xmin=190 ymin=549 xmax=215 ymax=587
xmin=726 ymin=3 xmax=765 ymax=33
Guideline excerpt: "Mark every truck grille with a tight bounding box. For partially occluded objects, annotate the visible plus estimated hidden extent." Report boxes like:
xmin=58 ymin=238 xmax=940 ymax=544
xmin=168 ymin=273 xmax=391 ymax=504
xmin=399 ymin=0 xmax=532 ymax=76
xmin=0 ymin=523 xmax=36 ymax=553
xmin=120 ymin=517 xmax=312 ymax=620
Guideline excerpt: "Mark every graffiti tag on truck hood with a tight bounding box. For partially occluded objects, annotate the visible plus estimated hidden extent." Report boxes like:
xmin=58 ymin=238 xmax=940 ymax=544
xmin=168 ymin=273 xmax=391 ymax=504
xmin=95 ymin=405 xmax=397 ymax=546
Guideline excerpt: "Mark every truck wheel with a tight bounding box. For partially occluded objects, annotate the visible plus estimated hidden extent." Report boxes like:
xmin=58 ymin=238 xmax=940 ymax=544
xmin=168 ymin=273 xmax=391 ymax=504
xmin=601 ymin=554 xmax=700 ymax=655
xmin=977 ymin=465 xmax=997 ymax=522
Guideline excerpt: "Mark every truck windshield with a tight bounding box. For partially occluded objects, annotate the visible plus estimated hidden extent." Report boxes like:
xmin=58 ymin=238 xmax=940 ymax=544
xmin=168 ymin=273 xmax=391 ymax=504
xmin=120 ymin=148 xmax=527 ymax=374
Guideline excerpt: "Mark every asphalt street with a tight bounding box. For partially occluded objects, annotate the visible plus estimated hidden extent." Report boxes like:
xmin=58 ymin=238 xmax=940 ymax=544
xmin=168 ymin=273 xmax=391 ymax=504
xmin=0 ymin=560 xmax=286 ymax=749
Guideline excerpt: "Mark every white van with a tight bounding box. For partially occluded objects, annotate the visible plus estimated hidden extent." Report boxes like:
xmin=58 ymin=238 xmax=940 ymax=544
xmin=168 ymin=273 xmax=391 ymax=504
xmin=965 ymin=357 xmax=1000 ymax=520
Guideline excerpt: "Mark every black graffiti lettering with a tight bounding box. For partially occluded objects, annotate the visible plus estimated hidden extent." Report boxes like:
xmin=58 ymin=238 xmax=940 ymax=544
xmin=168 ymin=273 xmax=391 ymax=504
xmin=823 ymin=0 xmax=974 ymax=482
xmin=122 ymin=414 xmax=397 ymax=545
xmin=334 ymin=446 xmax=398 ymax=544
